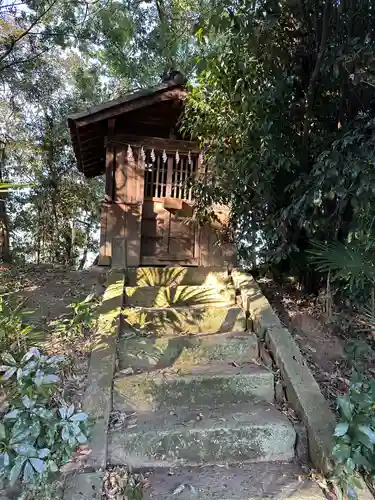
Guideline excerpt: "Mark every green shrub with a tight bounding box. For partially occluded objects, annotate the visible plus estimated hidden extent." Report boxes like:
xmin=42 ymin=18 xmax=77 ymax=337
xmin=0 ymin=348 xmax=89 ymax=490
xmin=50 ymin=293 xmax=98 ymax=341
xmin=332 ymin=372 xmax=375 ymax=499
xmin=0 ymin=296 xmax=36 ymax=354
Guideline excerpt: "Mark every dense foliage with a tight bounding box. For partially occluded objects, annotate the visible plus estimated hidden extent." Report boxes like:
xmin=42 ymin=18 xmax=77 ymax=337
xmin=185 ymin=0 xmax=375 ymax=291
xmin=0 ymin=348 xmax=89 ymax=491
xmin=1 ymin=0 xmax=207 ymax=265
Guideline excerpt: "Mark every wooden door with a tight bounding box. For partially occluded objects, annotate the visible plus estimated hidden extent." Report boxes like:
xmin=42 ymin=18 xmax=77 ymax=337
xmin=140 ymin=149 xmax=199 ymax=265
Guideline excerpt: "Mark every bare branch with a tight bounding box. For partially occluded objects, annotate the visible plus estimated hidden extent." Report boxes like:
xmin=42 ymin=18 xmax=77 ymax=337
xmin=0 ymin=0 xmax=58 ymax=64
xmin=0 ymin=47 xmax=50 ymax=73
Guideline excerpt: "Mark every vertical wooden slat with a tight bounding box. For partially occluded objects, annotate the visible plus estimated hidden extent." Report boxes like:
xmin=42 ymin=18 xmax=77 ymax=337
xmin=136 ymin=149 xmax=145 ymax=203
xmin=145 ymin=151 xmax=150 ymax=197
xmin=162 ymin=156 xmax=168 ymax=196
xmin=105 ymin=147 xmax=114 ymax=201
xmin=151 ymin=150 xmax=156 ymax=197
xmin=166 ymin=156 xmax=173 ymax=197
xmin=156 ymin=152 xmax=161 ymax=197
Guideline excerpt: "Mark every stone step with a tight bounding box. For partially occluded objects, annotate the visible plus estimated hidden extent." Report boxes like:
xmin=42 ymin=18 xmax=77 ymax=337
xmin=124 ymin=285 xmax=236 ymax=308
xmin=122 ymin=306 xmax=247 ymax=337
xmin=117 ymin=331 xmax=259 ymax=372
xmin=144 ymin=462 xmax=325 ymax=499
xmin=108 ymin=402 xmax=296 ymax=467
xmin=126 ymin=267 xmax=231 ymax=287
xmin=113 ymin=362 xmax=274 ymax=411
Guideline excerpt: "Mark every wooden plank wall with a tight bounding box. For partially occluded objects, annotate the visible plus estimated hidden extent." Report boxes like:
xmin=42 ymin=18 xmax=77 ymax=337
xmin=99 ymin=143 xmax=145 ymax=267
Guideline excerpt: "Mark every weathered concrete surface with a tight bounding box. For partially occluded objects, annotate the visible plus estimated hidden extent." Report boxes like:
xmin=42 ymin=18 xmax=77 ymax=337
xmin=144 ymin=462 xmax=325 ymax=499
xmin=108 ymin=402 xmax=296 ymax=467
xmin=79 ymin=271 xmax=124 ymax=470
xmin=124 ymin=285 xmax=236 ymax=308
xmin=233 ymin=270 xmax=334 ymax=471
xmin=127 ymin=267 xmax=231 ymax=287
xmin=266 ymin=325 xmax=335 ymax=472
xmin=64 ymin=472 xmax=104 ymax=500
xmin=122 ymin=306 xmax=246 ymax=337
xmin=232 ymin=270 xmax=282 ymax=337
xmin=113 ymin=362 xmax=274 ymax=410
xmin=117 ymin=331 xmax=259 ymax=371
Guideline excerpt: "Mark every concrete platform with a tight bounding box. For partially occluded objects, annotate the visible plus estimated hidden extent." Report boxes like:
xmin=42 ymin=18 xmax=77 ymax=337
xmin=122 ymin=306 xmax=247 ymax=337
xmin=117 ymin=331 xmax=259 ymax=372
xmin=113 ymin=362 xmax=274 ymax=410
xmin=127 ymin=267 xmax=231 ymax=287
xmin=124 ymin=285 xmax=236 ymax=308
xmin=108 ymin=402 xmax=296 ymax=467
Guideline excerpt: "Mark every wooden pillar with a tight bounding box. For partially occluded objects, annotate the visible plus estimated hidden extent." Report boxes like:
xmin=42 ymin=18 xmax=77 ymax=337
xmin=111 ymin=146 xmax=145 ymax=268
xmin=99 ymin=118 xmax=116 ymax=266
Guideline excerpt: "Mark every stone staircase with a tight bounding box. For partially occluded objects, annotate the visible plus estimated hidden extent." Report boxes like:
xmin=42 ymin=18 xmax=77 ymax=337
xmin=108 ymin=267 xmax=320 ymax=499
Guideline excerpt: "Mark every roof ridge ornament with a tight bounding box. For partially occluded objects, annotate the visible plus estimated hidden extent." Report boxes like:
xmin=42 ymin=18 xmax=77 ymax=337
xmin=161 ymin=69 xmax=186 ymax=85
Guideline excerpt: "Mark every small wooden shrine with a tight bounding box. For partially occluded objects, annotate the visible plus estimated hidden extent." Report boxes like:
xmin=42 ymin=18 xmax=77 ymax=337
xmin=68 ymin=73 xmax=236 ymax=267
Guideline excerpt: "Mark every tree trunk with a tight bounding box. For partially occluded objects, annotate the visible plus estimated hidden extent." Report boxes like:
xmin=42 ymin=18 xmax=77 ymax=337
xmin=0 ymin=145 xmax=11 ymax=263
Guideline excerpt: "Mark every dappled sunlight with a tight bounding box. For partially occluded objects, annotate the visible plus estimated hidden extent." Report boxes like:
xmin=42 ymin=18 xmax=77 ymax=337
xmin=127 ymin=267 xmax=230 ymax=287
xmin=121 ymin=305 xmax=246 ymax=337
xmin=117 ymin=334 xmax=199 ymax=372
xmin=128 ymin=267 xmax=188 ymax=286
xmin=125 ymin=284 xmax=235 ymax=308
xmin=91 ymin=275 xmax=124 ymax=348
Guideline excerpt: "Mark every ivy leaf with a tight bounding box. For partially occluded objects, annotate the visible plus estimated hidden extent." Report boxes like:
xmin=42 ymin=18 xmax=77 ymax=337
xmin=357 ymin=425 xmax=375 ymax=444
xmin=30 ymin=458 xmax=45 ymax=474
xmin=76 ymin=433 xmax=87 ymax=444
xmin=9 ymin=456 xmax=26 ymax=485
xmin=70 ymin=412 xmax=88 ymax=422
xmin=67 ymin=404 xmax=75 ymax=419
xmin=48 ymin=460 xmax=58 ymax=472
xmin=32 ymin=370 xmax=44 ymax=387
xmin=59 ymin=407 xmax=67 ymax=420
xmin=36 ymin=407 xmax=54 ymax=420
xmin=28 ymin=420 xmax=41 ymax=439
xmin=61 ymin=425 xmax=70 ymax=442
xmin=42 ymin=374 xmax=60 ymax=384
xmin=4 ymin=409 xmax=21 ymax=420
xmin=334 ymin=422 xmax=349 ymax=437
xmin=1 ymin=451 xmax=10 ymax=467
xmin=21 ymin=348 xmax=39 ymax=363
xmin=0 ymin=422 xmax=6 ymax=440
xmin=332 ymin=443 xmax=351 ymax=461
xmin=22 ymin=395 xmax=33 ymax=409
xmin=356 ymin=430 xmax=373 ymax=450
xmin=23 ymin=460 xmax=35 ymax=483
xmin=2 ymin=353 xmax=16 ymax=365
xmin=13 ymin=444 xmax=37 ymax=457
xmin=337 ymin=396 xmax=353 ymax=421
xmin=2 ymin=366 xmax=17 ymax=380
xmin=37 ymin=448 xmax=50 ymax=459
xmin=352 ymin=449 xmax=371 ymax=469
xmin=10 ymin=425 xmax=31 ymax=444
xmin=28 ymin=348 xmax=40 ymax=359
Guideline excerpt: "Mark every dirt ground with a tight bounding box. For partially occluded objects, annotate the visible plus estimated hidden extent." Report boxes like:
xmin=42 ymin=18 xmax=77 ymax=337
xmin=258 ymin=277 xmax=375 ymax=409
xmin=0 ymin=264 xmax=107 ymax=407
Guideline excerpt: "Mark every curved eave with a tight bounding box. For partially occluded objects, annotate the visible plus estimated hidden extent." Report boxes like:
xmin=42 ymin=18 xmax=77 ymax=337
xmin=68 ymin=81 xmax=186 ymax=178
